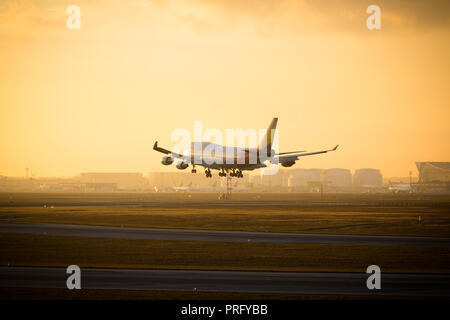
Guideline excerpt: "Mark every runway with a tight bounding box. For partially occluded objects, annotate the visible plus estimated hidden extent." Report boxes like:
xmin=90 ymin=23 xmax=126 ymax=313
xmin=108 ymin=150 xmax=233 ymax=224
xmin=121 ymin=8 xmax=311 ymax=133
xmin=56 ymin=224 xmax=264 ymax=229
xmin=1 ymin=222 xmax=449 ymax=246
xmin=0 ymin=199 xmax=363 ymax=207
xmin=0 ymin=199 xmax=438 ymax=208
xmin=0 ymin=267 xmax=449 ymax=296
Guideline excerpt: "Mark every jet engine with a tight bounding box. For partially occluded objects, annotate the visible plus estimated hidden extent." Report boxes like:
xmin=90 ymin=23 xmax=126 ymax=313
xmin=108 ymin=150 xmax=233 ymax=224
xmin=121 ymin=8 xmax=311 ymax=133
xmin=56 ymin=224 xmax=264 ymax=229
xmin=161 ymin=156 xmax=174 ymax=165
xmin=176 ymin=161 xmax=189 ymax=170
xmin=281 ymin=160 xmax=296 ymax=167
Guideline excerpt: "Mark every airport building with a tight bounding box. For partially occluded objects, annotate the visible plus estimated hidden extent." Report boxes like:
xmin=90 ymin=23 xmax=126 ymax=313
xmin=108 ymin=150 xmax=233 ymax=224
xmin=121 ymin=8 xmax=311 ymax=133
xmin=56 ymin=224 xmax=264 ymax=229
xmin=260 ymin=171 xmax=285 ymax=187
xmin=46 ymin=182 xmax=118 ymax=192
xmin=416 ymin=162 xmax=450 ymax=183
xmin=0 ymin=177 xmax=40 ymax=192
xmin=0 ymin=167 xmax=394 ymax=193
xmin=323 ymin=168 xmax=352 ymax=188
xmin=147 ymin=172 xmax=186 ymax=190
xmin=414 ymin=162 xmax=450 ymax=193
xmin=286 ymin=168 xmax=352 ymax=192
xmin=353 ymin=168 xmax=383 ymax=188
xmin=148 ymin=171 xmax=248 ymax=191
xmin=249 ymin=170 xmax=293 ymax=190
xmin=79 ymin=172 xmax=148 ymax=191
xmin=287 ymin=169 xmax=322 ymax=188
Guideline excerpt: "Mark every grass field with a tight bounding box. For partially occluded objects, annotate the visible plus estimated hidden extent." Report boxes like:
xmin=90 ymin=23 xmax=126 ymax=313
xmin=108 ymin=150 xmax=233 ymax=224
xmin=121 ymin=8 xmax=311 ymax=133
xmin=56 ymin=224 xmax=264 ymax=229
xmin=1 ymin=204 xmax=449 ymax=237
xmin=1 ymin=192 xmax=449 ymax=204
xmin=1 ymin=193 xmax=449 ymax=299
xmin=1 ymin=234 xmax=449 ymax=273
xmin=2 ymin=192 xmax=449 ymax=237
xmin=2 ymin=192 xmax=450 ymax=237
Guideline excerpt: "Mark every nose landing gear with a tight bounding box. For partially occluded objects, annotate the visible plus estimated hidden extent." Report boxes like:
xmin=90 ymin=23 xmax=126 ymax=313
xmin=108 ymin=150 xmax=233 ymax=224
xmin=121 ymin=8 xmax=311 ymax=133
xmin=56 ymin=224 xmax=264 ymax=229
xmin=205 ymin=169 xmax=212 ymax=178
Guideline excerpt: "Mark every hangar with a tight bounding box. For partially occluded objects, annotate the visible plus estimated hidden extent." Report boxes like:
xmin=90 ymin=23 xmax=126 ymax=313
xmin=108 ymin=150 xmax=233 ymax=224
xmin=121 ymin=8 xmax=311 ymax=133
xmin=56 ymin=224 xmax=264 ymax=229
xmin=416 ymin=162 xmax=450 ymax=183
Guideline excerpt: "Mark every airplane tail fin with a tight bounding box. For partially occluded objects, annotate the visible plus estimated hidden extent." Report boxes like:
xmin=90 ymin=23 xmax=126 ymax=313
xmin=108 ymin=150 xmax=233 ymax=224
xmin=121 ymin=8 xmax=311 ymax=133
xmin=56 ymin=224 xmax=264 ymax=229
xmin=258 ymin=117 xmax=278 ymax=157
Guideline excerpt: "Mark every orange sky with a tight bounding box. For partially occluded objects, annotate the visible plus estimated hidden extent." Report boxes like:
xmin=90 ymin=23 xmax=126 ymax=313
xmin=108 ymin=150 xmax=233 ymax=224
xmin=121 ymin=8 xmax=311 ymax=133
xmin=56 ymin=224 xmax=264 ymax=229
xmin=0 ymin=0 xmax=449 ymax=178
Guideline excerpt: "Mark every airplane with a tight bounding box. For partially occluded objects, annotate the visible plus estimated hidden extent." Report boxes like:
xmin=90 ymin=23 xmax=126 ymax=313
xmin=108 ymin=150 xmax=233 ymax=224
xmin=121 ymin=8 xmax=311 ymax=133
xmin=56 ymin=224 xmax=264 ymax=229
xmin=153 ymin=117 xmax=338 ymax=178
xmin=172 ymin=181 xmax=222 ymax=192
xmin=172 ymin=181 xmax=193 ymax=192
xmin=388 ymin=182 xmax=414 ymax=194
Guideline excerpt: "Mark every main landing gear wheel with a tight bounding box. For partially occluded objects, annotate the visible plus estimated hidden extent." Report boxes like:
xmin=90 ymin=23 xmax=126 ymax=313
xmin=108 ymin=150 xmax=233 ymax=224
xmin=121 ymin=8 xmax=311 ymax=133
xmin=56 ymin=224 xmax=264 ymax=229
xmin=228 ymin=169 xmax=243 ymax=178
xmin=235 ymin=169 xmax=243 ymax=178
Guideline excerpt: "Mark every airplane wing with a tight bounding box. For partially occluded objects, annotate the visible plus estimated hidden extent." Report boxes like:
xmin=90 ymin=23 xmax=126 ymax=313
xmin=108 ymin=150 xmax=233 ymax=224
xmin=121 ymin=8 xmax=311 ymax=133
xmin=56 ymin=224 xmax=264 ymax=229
xmin=275 ymin=150 xmax=306 ymax=155
xmin=273 ymin=145 xmax=339 ymax=165
xmin=153 ymin=141 xmax=189 ymax=161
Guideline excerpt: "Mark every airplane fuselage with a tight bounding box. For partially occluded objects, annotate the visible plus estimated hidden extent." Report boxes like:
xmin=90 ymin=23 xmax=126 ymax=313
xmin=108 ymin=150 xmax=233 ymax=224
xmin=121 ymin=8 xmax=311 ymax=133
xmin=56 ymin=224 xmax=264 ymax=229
xmin=186 ymin=142 xmax=272 ymax=171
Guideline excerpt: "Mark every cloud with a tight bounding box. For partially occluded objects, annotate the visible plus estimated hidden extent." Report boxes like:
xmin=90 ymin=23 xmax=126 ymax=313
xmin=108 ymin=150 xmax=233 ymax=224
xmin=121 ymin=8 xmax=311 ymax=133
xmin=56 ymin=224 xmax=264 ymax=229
xmin=1 ymin=0 xmax=449 ymax=43
xmin=306 ymin=0 xmax=450 ymax=31
xmin=0 ymin=0 xmax=64 ymax=44
xmin=153 ymin=0 xmax=450 ymax=34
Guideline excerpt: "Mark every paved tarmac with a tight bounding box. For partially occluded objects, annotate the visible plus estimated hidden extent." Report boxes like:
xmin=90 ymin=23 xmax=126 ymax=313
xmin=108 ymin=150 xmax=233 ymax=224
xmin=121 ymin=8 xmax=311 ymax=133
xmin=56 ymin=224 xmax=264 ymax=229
xmin=0 ymin=267 xmax=449 ymax=296
xmin=0 ymin=199 xmax=434 ymax=207
xmin=1 ymin=222 xmax=449 ymax=246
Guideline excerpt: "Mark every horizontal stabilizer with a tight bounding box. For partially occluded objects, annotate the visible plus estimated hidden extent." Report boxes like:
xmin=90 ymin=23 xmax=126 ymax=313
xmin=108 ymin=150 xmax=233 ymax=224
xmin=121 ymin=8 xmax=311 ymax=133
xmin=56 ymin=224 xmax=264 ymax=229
xmin=153 ymin=141 xmax=171 ymax=154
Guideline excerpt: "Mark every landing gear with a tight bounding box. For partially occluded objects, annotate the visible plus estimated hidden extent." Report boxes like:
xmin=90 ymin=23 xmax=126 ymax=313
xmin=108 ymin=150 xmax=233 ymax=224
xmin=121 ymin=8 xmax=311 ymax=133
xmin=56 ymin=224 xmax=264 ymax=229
xmin=191 ymin=164 xmax=197 ymax=173
xmin=205 ymin=168 xmax=212 ymax=178
xmin=222 ymin=169 xmax=243 ymax=178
